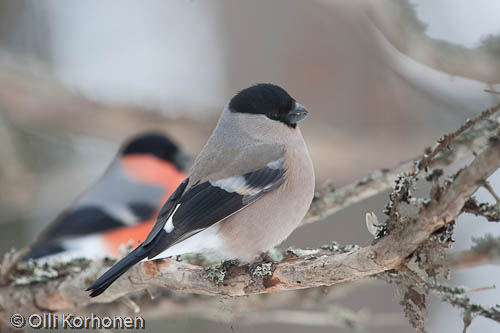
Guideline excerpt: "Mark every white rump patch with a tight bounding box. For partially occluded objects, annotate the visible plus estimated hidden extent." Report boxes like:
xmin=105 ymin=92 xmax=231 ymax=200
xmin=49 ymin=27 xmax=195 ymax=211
xmin=147 ymin=224 xmax=223 ymax=260
xmin=34 ymin=235 xmax=108 ymax=264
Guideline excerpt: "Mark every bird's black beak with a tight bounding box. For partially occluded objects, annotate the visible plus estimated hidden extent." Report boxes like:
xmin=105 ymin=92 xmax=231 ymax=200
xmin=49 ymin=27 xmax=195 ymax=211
xmin=287 ymin=102 xmax=309 ymax=125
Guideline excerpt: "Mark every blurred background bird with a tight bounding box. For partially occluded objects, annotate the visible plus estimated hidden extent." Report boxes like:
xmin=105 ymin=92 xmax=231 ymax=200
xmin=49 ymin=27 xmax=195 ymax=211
xmin=23 ymin=132 xmax=189 ymax=262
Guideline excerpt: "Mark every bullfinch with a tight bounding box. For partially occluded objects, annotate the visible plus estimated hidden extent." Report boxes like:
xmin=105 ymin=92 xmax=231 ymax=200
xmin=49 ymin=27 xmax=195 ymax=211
xmin=24 ymin=132 xmax=189 ymax=261
xmin=88 ymin=83 xmax=315 ymax=297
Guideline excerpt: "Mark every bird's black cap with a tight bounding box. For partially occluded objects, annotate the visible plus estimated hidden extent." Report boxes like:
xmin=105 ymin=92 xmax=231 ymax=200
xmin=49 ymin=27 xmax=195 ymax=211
xmin=229 ymin=83 xmax=307 ymax=128
xmin=121 ymin=132 xmax=189 ymax=171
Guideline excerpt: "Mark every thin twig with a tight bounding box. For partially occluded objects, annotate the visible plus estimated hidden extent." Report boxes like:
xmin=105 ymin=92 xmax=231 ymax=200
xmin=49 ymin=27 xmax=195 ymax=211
xmin=463 ymin=198 xmax=500 ymax=222
xmin=415 ymin=104 xmax=500 ymax=176
xmin=485 ymin=89 xmax=500 ymax=96
xmin=480 ymin=179 xmax=500 ymax=204
xmin=303 ymin=103 xmax=500 ymax=225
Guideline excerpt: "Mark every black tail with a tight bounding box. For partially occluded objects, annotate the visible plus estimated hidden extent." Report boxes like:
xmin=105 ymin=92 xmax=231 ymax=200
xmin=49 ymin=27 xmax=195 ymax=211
xmin=87 ymin=245 xmax=149 ymax=297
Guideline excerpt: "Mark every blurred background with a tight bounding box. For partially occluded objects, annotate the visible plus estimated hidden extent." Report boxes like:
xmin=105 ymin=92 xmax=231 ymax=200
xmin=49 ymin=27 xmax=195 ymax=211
xmin=0 ymin=0 xmax=499 ymax=332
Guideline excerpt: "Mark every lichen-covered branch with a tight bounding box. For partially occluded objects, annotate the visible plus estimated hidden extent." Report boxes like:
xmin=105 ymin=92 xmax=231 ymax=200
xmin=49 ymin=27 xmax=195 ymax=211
xmin=378 ymin=267 xmax=500 ymax=332
xmin=304 ymin=103 xmax=500 ymax=225
xmin=1 ymin=109 xmax=499 ymax=323
xmin=463 ymin=198 xmax=500 ymax=223
xmin=1 ymin=105 xmax=500 ymax=329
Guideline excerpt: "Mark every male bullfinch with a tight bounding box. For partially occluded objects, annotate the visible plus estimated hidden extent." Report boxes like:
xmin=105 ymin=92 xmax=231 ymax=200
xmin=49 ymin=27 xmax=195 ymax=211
xmin=88 ymin=83 xmax=315 ymax=297
xmin=24 ymin=132 xmax=189 ymax=261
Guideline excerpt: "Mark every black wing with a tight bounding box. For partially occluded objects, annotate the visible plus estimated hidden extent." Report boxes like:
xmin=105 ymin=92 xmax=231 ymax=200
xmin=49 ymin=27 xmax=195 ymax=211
xmin=36 ymin=203 xmax=157 ymax=243
xmin=144 ymin=158 xmax=286 ymax=258
xmin=88 ymin=159 xmax=286 ymax=297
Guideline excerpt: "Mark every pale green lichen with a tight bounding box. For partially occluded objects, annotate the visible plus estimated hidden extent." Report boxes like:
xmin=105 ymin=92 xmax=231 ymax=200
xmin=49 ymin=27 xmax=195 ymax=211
xmin=286 ymin=247 xmax=320 ymax=257
xmin=250 ymin=262 xmax=273 ymax=279
xmin=10 ymin=257 xmax=90 ymax=285
xmin=205 ymin=260 xmax=238 ymax=285
xmin=378 ymin=266 xmax=500 ymax=332
xmin=12 ymin=264 xmax=59 ymax=285
xmin=319 ymin=242 xmax=360 ymax=253
xmin=464 ymin=198 xmax=500 ymax=222
xmin=320 ymin=241 xmax=342 ymax=251
xmin=178 ymin=253 xmax=218 ymax=266
xmin=343 ymin=244 xmax=360 ymax=252
xmin=429 ymin=221 xmax=455 ymax=245
xmin=266 ymin=248 xmax=284 ymax=262
xmin=440 ymin=293 xmax=500 ymax=329
xmin=205 ymin=265 xmax=227 ymax=284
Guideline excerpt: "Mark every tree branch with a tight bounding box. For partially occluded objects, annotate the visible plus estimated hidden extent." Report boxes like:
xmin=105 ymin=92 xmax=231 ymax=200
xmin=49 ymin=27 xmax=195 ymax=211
xmin=463 ymin=198 xmax=500 ymax=223
xmin=1 ymin=104 xmax=499 ymax=323
xmin=366 ymin=0 xmax=500 ymax=84
xmin=304 ymin=104 xmax=500 ymax=225
xmin=0 ymin=103 xmax=497 ymax=333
